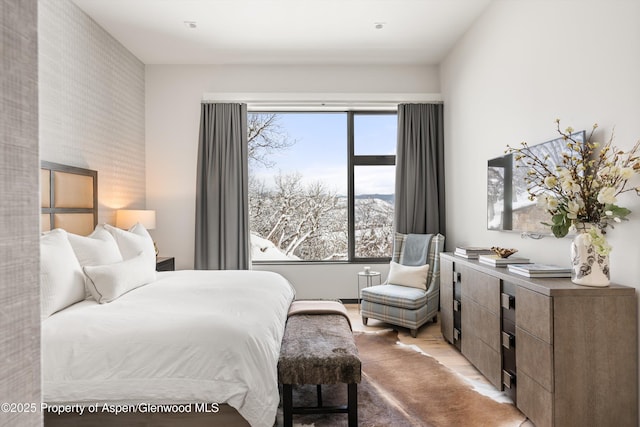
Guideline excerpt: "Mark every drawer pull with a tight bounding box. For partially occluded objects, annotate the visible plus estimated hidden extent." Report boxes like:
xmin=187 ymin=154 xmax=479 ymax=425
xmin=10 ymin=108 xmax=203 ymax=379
xmin=453 ymin=328 xmax=461 ymax=340
xmin=502 ymin=370 xmax=516 ymax=389
xmin=501 ymin=293 xmax=515 ymax=310
xmin=502 ymin=331 xmax=515 ymax=349
xmin=453 ymin=300 xmax=461 ymax=312
xmin=455 ymin=271 xmax=461 ymax=281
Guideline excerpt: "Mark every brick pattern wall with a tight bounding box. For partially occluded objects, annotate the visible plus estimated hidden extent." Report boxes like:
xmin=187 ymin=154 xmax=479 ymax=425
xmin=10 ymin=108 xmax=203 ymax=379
xmin=38 ymin=0 xmax=146 ymax=224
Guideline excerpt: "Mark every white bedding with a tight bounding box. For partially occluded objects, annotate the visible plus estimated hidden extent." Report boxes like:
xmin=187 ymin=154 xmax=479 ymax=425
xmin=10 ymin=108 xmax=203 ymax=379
xmin=42 ymin=270 xmax=295 ymax=427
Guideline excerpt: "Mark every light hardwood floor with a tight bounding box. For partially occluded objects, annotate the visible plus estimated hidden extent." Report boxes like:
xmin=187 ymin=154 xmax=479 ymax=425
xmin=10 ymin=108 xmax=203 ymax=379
xmin=344 ymin=304 xmax=533 ymax=426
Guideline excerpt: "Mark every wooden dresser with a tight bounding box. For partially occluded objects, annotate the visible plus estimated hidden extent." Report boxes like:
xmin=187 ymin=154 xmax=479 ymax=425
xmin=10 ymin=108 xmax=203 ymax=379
xmin=440 ymin=253 xmax=638 ymax=427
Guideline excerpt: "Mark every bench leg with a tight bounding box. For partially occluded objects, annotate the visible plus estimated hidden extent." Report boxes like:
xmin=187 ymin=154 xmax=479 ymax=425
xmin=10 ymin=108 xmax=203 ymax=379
xmin=283 ymin=384 xmax=293 ymax=427
xmin=348 ymin=383 xmax=357 ymax=427
xmin=316 ymin=384 xmax=323 ymax=407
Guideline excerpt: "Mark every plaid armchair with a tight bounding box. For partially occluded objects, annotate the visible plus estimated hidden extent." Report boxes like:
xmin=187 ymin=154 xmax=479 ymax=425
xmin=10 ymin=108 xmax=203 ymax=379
xmin=360 ymin=233 xmax=444 ymax=338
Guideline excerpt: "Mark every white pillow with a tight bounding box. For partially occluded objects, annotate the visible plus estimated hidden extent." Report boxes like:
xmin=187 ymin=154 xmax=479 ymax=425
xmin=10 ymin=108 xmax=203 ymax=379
xmin=387 ymin=261 xmax=430 ymax=290
xmin=40 ymin=229 xmax=86 ymax=319
xmin=84 ymin=253 xmax=156 ymax=303
xmin=67 ymin=227 xmax=123 ymax=267
xmin=103 ymin=223 xmax=156 ymax=273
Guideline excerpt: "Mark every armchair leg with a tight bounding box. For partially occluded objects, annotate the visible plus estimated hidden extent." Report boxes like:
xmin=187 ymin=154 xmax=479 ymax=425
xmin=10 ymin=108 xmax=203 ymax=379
xmin=410 ymin=328 xmax=417 ymax=338
xmin=362 ymin=316 xmax=368 ymax=326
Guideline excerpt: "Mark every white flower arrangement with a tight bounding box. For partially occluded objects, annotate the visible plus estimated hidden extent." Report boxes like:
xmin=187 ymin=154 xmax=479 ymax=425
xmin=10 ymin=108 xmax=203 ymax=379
xmin=507 ymin=120 xmax=640 ymax=238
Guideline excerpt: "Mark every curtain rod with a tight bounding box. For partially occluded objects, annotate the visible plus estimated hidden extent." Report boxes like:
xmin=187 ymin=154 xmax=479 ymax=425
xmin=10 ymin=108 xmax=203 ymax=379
xmin=201 ymin=92 xmax=442 ymax=111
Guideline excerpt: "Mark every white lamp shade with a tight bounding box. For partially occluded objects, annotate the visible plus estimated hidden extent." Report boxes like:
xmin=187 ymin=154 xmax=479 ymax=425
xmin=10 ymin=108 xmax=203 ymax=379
xmin=116 ymin=210 xmax=156 ymax=230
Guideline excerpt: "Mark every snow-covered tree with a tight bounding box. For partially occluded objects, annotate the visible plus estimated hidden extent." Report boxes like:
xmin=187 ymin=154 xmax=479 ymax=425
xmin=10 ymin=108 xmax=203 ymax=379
xmin=354 ymin=198 xmax=394 ymax=258
xmin=247 ymin=112 xmax=394 ymax=261
xmin=249 ymin=172 xmax=347 ymax=260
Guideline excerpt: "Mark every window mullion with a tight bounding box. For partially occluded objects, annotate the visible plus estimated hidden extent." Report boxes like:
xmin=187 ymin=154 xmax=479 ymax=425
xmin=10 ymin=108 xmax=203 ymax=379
xmin=353 ymin=155 xmax=396 ymax=166
xmin=347 ymin=111 xmax=355 ymax=262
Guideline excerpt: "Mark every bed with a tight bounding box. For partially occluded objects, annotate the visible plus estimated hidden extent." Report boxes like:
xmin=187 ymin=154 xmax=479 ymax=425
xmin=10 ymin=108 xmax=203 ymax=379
xmin=40 ymin=162 xmax=295 ymax=427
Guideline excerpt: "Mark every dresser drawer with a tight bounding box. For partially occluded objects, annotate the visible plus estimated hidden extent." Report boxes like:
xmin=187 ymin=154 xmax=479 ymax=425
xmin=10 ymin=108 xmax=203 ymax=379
xmin=458 ymin=265 xmax=500 ymax=313
xmin=461 ymin=296 xmax=500 ymax=351
xmin=518 ymin=371 xmax=553 ymax=427
xmin=461 ymin=331 xmax=501 ymax=388
xmin=517 ymin=327 xmax=553 ymax=392
xmin=516 ymin=286 xmax=553 ymax=343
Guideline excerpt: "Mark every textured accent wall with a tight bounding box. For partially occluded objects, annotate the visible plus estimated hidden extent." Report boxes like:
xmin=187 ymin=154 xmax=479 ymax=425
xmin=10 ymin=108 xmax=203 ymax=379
xmin=38 ymin=0 xmax=145 ymax=224
xmin=0 ymin=0 xmax=41 ymax=425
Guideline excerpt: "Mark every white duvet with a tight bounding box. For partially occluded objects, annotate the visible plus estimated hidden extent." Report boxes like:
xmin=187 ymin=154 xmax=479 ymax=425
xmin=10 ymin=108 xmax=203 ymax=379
xmin=42 ymin=270 xmax=295 ymax=427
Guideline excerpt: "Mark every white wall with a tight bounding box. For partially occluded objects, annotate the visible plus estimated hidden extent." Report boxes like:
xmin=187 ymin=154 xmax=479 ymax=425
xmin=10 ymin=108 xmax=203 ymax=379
xmin=252 ymin=262 xmax=390 ymax=300
xmin=146 ymin=64 xmax=437 ymax=297
xmin=441 ymin=0 xmax=640 ymax=282
xmin=441 ymin=0 xmax=640 ymax=404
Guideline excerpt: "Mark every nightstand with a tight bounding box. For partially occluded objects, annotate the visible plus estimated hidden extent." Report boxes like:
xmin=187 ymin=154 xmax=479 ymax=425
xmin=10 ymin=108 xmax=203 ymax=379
xmin=156 ymin=256 xmax=175 ymax=272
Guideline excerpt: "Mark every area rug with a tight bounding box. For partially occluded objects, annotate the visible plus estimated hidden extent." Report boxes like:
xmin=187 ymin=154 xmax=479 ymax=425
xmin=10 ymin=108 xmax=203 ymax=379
xmin=277 ymin=330 xmax=526 ymax=427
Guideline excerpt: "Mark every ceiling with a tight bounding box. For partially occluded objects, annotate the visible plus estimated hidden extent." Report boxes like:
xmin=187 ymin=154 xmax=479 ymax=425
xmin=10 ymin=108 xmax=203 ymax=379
xmin=71 ymin=0 xmax=492 ymax=65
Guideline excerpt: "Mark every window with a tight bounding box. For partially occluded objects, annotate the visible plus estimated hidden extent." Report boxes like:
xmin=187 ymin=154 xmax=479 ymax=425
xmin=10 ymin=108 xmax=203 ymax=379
xmin=350 ymin=113 xmax=396 ymax=261
xmin=248 ymin=111 xmax=396 ymax=262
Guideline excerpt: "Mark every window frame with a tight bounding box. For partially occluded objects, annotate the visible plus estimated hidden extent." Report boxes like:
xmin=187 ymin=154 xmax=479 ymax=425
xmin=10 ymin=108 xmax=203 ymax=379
xmin=248 ymin=110 xmax=397 ymax=264
xmin=348 ymin=111 xmax=396 ymax=263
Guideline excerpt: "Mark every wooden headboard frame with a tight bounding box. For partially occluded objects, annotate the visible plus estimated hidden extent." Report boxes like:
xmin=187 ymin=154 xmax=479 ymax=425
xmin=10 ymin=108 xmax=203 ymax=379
xmin=41 ymin=161 xmax=98 ymax=235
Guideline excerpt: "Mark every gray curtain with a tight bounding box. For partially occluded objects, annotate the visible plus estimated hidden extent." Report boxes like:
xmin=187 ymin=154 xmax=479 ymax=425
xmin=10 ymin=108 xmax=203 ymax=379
xmin=195 ymin=103 xmax=250 ymax=270
xmin=394 ymin=103 xmax=446 ymax=235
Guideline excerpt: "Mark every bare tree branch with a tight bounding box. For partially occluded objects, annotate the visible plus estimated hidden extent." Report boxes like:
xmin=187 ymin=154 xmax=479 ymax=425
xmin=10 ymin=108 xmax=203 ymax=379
xmin=247 ymin=113 xmax=296 ymax=168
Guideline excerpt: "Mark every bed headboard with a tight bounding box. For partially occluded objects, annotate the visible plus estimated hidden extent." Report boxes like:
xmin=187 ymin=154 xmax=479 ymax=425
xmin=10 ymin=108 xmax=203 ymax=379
xmin=41 ymin=161 xmax=98 ymax=236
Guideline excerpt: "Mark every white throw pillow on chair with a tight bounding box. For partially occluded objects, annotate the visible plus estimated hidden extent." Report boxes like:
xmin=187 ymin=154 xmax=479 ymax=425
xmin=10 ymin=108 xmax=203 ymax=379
xmin=387 ymin=261 xmax=430 ymax=290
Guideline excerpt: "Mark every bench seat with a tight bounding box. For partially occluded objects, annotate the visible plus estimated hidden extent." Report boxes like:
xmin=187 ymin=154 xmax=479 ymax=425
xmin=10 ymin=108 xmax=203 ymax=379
xmin=278 ymin=304 xmax=361 ymax=427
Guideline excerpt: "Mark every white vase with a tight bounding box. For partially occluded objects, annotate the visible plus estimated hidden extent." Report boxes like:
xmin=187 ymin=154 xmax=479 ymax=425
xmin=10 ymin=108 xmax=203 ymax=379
xmin=570 ymin=224 xmax=610 ymax=287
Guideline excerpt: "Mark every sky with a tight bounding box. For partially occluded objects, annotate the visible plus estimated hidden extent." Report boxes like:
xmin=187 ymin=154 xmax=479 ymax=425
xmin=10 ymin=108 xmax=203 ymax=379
xmin=250 ymin=112 xmax=397 ymax=195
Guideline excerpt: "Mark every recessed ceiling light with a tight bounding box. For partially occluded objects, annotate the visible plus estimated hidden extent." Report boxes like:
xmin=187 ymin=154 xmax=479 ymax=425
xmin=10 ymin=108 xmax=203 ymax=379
xmin=184 ymin=21 xmax=197 ymax=29
xmin=374 ymin=22 xmax=385 ymax=30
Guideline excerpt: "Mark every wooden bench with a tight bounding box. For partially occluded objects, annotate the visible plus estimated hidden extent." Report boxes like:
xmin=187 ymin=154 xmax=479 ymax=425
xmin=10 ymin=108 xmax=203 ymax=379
xmin=278 ymin=301 xmax=361 ymax=427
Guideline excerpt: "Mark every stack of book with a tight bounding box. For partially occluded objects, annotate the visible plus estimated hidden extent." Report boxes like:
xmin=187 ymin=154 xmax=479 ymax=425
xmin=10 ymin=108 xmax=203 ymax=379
xmin=478 ymin=254 xmax=531 ymax=267
xmin=454 ymin=247 xmax=494 ymax=259
xmin=507 ymin=263 xmax=572 ymax=278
